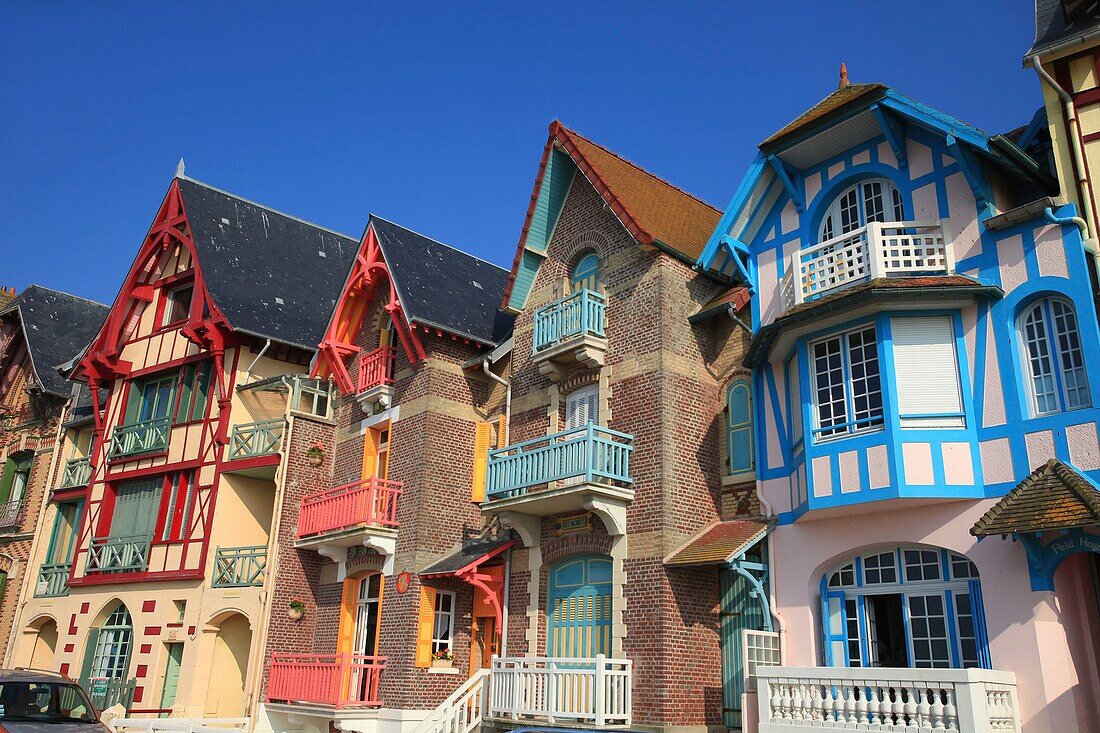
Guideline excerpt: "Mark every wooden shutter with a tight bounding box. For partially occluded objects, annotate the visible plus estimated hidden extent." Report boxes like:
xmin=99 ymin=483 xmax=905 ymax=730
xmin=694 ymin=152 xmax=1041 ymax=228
xmin=361 ymin=429 xmax=379 ymax=481
xmin=891 ymin=317 xmax=964 ymax=427
xmin=190 ymin=363 xmax=211 ymax=422
xmin=122 ymin=380 xmax=143 ymax=426
xmin=175 ymin=364 xmax=196 ymax=424
xmin=337 ymin=577 xmax=359 ymax=655
xmin=79 ymin=629 xmax=101 ymax=683
xmin=496 ymin=415 xmax=507 ymax=448
xmin=415 ymin=586 xmax=436 ymax=667
xmin=0 ymin=460 xmax=16 ymax=504
xmin=566 ymin=385 xmax=599 ymax=429
xmin=471 ymin=422 xmax=493 ymax=503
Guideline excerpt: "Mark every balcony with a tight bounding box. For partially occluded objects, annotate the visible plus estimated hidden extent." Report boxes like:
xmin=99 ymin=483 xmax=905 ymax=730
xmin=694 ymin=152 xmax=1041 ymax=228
xmin=356 ymin=346 xmax=396 ymax=413
xmin=59 ymin=457 xmax=92 ymax=488
xmin=482 ymin=425 xmax=633 ymax=540
xmin=108 ymin=417 xmax=170 ymax=460
xmin=755 ymin=666 xmax=1020 ymax=732
xmin=532 ymin=289 xmax=608 ymax=381
xmin=86 ymin=535 xmax=151 ymax=574
xmin=35 ymin=562 xmax=71 ymax=597
xmin=225 ymin=419 xmax=285 ymax=478
xmin=0 ymin=500 xmax=23 ymax=530
xmin=295 ymin=478 xmax=401 ymax=570
xmin=267 ymin=654 xmax=385 ymax=709
xmin=487 ymin=655 xmax=632 ymax=727
xmin=211 ymin=545 xmax=267 ymax=588
xmin=780 ymin=221 xmax=952 ymax=312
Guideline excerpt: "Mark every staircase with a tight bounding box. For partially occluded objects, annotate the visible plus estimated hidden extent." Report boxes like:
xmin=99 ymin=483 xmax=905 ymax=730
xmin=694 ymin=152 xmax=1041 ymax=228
xmin=410 ymin=668 xmax=490 ymax=733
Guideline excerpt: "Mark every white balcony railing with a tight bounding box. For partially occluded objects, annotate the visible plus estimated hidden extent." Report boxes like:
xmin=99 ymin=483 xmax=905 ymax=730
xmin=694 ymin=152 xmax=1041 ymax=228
xmin=488 ymin=655 xmax=631 ymax=726
xmin=780 ymin=221 xmax=952 ymax=311
xmin=757 ymin=666 xmax=1019 ymax=732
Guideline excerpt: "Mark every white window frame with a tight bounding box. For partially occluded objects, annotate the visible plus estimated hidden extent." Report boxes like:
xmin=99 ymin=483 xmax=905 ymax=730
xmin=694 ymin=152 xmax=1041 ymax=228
xmin=161 ymin=284 xmax=194 ymax=327
xmin=818 ymin=178 xmax=905 ymax=243
xmin=1019 ymin=297 xmax=1092 ymax=415
xmin=431 ymin=590 xmax=456 ymax=654
xmin=810 ymin=325 xmax=884 ymax=440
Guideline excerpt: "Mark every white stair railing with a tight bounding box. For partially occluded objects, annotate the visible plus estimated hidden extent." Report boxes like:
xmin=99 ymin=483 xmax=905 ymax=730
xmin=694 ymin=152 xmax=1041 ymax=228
xmin=410 ymin=668 xmax=490 ymax=733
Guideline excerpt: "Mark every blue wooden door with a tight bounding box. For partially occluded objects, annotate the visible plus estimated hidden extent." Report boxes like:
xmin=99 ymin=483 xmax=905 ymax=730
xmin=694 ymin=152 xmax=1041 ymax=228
xmin=547 ymin=555 xmax=612 ymax=658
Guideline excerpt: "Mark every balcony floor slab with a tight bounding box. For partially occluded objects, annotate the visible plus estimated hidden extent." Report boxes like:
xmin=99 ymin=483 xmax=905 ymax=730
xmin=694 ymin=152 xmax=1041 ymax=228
xmin=532 ymin=334 xmax=608 ymax=381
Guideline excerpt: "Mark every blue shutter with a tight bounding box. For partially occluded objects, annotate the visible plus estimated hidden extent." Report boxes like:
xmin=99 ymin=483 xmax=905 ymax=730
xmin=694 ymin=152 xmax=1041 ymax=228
xmin=821 ymin=587 xmax=850 ymax=666
xmin=968 ymin=579 xmax=992 ymax=669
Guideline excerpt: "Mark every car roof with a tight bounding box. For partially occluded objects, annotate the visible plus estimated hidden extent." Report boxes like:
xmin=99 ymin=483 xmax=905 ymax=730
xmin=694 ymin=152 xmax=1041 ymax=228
xmin=0 ymin=669 xmax=74 ymax=683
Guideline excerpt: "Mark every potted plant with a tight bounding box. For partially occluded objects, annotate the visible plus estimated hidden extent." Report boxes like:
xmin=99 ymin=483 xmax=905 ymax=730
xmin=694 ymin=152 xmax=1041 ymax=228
xmin=305 ymin=442 xmax=325 ymax=467
xmin=431 ymin=648 xmax=455 ymax=669
xmin=288 ymin=599 xmax=307 ymax=621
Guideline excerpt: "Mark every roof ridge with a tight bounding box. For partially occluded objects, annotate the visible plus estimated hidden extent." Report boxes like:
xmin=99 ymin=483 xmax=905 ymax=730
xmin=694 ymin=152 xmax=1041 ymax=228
xmin=24 ymin=284 xmax=109 ymax=309
xmin=556 ymin=123 xmax=721 ymax=214
xmin=370 ymin=214 xmax=510 ymax=273
xmin=177 ymin=175 xmax=360 ymax=243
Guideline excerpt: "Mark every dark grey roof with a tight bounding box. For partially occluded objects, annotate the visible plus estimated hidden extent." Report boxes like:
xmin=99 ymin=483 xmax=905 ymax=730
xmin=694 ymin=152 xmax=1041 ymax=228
xmin=0 ymin=286 xmax=108 ymax=397
xmin=419 ymin=537 xmax=513 ymax=575
xmin=178 ymin=177 xmax=360 ymax=351
xmin=371 ymin=216 xmax=514 ymax=346
xmin=1029 ymin=0 xmax=1100 ymax=57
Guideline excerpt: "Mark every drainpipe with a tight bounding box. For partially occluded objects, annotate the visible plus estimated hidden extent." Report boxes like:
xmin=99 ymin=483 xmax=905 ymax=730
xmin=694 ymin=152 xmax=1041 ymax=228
xmin=243 ymin=338 xmax=272 ymax=384
xmin=1030 ymin=55 xmax=1099 ymax=257
xmin=481 ymin=357 xmax=510 ymax=444
xmin=1044 ymin=206 xmax=1089 ymax=237
xmin=753 ymin=464 xmax=787 ymax=663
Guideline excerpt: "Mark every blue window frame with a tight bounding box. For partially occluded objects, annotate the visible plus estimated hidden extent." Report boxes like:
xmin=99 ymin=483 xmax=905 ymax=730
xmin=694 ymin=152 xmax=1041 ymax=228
xmin=810 ymin=325 xmax=883 ymax=439
xmin=820 ymin=546 xmax=990 ymax=670
xmin=571 ymin=253 xmax=602 ymax=293
xmin=1019 ymin=297 xmax=1091 ymax=415
xmin=726 ymin=380 xmax=754 ymax=475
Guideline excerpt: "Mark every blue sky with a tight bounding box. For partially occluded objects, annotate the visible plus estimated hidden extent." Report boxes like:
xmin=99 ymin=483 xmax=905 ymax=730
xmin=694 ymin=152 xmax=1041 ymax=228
xmin=2 ymin=2 xmax=1041 ymax=305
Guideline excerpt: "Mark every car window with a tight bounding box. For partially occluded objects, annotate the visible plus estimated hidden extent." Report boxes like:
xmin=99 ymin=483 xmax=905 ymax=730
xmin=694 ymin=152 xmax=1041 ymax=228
xmin=0 ymin=681 xmax=97 ymax=723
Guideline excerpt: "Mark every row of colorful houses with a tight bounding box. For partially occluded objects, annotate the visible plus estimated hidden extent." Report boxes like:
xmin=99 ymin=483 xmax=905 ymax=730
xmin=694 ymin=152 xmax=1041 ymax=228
xmin=2 ymin=4 xmax=1100 ymax=733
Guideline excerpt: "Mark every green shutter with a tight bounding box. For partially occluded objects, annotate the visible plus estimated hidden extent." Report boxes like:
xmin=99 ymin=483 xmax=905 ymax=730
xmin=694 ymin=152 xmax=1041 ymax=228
xmin=9 ymin=454 xmax=33 ymax=503
xmin=175 ymin=364 xmax=196 ymax=424
xmin=0 ymin=460 xmax=16 ymax=504
xmin=110 ymin=480 xmax=161 ymax=538
xmin=79 ymin=628 xmax=101 ymax=682
xmin=191 ymin=362 xmax=211 ymax=421
xmin=123 ymin=381 xmax=143 ymax=426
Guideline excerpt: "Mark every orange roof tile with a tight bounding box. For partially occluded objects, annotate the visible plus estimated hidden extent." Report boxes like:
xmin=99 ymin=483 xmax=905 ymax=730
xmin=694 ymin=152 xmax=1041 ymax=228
xmin=971 ymin=460 xmax=1100 ymax=536
xmin=760 ymin=82 xmax=886 ymax=149
xmin=665 ymin=520 xmax=768 ymax=566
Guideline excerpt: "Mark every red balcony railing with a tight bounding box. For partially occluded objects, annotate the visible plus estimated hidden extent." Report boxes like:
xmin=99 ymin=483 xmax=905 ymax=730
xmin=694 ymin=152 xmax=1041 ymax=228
xmin=267 ymin=653 xmax=385 ymax=708
xmin=357 ymin=346 xmax=396 ymax=393
xmin=298 ymin=478 xmax=402 ymax=538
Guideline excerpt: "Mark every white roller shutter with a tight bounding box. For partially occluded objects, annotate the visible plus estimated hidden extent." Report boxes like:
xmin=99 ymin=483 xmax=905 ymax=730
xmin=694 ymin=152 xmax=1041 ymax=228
xmin=891 ymin=316 xmax=965 ymax=428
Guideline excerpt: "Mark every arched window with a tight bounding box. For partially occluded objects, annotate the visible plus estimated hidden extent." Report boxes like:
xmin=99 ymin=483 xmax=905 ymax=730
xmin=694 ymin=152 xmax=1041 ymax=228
xmin=1019 ymin=297 xmax=1091 ymax=415
xmin=84 ymin=603 xmax=133 ymax=681
xmin=726 ymin=380 xmax=753 ymax=475
xmin=821 ymin=547 xmax=988 ymax=670
xmin=819 ymin=179 xmax=904 ymax=243
xmin=571 ymin=253 xmax=602 ymax=293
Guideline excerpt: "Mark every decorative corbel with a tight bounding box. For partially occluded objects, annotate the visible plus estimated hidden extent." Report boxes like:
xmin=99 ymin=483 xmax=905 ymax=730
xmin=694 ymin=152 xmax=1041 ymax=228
xmin=583 ymin=495 xmax=627 ymax=536
xmin=497 ymin=510 xmax=540 ymax=548
xmin=767 ymin=155 xmax=804 ymax=213
xmin=871 ymin=104 xmax=907 ymax=169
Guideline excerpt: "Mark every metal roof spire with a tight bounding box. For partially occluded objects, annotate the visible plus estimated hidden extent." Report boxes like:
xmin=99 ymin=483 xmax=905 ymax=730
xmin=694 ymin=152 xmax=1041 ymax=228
xmin=176 ymin=157 xmax=186 ymax=178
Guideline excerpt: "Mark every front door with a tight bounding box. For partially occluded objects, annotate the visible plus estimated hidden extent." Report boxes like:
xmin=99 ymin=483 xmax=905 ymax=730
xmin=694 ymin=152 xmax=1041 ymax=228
xmin=159 ymin=643 xmax=183 ymax=717
xmin=547 ymin=555 xmax=612 ymax=658
xmin=720 ymin=569 xmax=767 ymax=729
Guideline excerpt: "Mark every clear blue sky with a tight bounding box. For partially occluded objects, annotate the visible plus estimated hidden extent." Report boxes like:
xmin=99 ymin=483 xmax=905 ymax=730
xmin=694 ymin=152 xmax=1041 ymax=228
xmin=1 ymin=1 xmax=1041 ymax=306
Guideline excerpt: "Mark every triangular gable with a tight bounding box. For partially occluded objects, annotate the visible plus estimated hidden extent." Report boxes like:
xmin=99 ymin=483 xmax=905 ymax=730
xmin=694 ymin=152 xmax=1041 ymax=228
xmin=971 ymin=460 xmax=1100 ymax=537
xmin=502 ymin=121 xmax=721 ymax=313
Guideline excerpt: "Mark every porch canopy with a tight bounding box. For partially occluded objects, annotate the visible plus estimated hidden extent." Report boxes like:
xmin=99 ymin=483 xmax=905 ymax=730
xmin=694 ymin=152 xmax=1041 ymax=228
xmin=420 ymin=537 xmax=514 ymax=635
xmin=971 ymin=459 xmax=1100 ymax=590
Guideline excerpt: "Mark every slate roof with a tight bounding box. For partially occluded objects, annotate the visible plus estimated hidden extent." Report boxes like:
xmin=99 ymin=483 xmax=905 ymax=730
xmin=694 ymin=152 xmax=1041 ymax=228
xmin=666 ymin=520 xmax=768 ymax=566
xmin=371 ymin=216 xmax=514 ymax=346
xmin=971 ymin=459 xmax=1100 ymax=536
xmin=419 ymin=537 xmax=514 ymax=576
xmin=177 ymin=177 xmax=360 ymax=351
xmin=760 ymin=82 xmax=887 ymax=149
xmin=0 ymin=285 xmax=109 ymax=397
xmin=1029 ymin=0 xmax=1100 ymax=58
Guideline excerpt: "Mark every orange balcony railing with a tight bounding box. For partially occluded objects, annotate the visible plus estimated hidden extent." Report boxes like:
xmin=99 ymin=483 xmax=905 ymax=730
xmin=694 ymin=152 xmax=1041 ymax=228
xmin=357 ymin=346 xmax=396 ymax=393
xmin=297 ymin=478 xmax=402 ymax=538
xmin=267 ymin=653 xmax=385 ymax=708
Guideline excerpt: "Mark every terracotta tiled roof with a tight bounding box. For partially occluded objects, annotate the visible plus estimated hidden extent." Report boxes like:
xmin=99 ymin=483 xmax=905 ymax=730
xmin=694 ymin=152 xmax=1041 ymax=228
xmin=555 ymin=123 xmax=721 ymax=261
xmin=689 ymin=286 xmax=752 ymax=324
xmin=665 ymin=520 xmax=768 ymax=566
xmin=760 ymin=82 xmax=887 ymax=148
xmin=971 ymin=460 xmax=1100 ymax=537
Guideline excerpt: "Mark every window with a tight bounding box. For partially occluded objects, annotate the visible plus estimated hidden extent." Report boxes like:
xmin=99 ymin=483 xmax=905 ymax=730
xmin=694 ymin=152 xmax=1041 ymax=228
xmin=375 ymin=429 xmax=390 ymax=479
xmin=0 ymin=681 xmax=96 ymax=723
xmin=1020 ymin=297 xmax=1091 ymax=415
xmin=819 ymin=179 xmax=904 ymax=242
xmin=726 ymin=380 xmax=754 ymax=475
xmin=571 ymin=253 xmax=602 ymax=293
xmin=85 ymin=604 xmax=133 ymax=680
xmin=174 ymin=362 xmax=212 ymax=424
xmin=903 ymin=549 xmax=941 ymax=582
xmin=863 ymin=551 xmax=897 ymax=585
xmin=892 ymin=316 xmax=965 ymax=428
xmin=162 ymin=284 xmax=193 ymax=326
xmin=811 ymin=326 xmax=883 ymax=438
xmin=566 ymin=385 xmax=599 ymax=430
xmin=0 ymin=453 xmax=32 ymax=506
xmin=124 ymin=362 xmax=211 ymax=427
xmin=46 ymin=501 xmax=83 ymax=564
xmin=431 ymin=591 xmax=456 ymax=654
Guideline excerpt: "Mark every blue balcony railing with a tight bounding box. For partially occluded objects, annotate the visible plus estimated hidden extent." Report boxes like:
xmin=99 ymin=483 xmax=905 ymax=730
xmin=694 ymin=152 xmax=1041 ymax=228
xmin=486 ymin=423 xmax=633 ymax=500
xmin=59 ymin=457 xmax=92 ymax=488
xmin=108 ymin=417 xmax=170 ymax=460
xmin=533 ymin=289 xmax=606 ymax=353
xmin=228 ymin=419 xmax=285 ymax=460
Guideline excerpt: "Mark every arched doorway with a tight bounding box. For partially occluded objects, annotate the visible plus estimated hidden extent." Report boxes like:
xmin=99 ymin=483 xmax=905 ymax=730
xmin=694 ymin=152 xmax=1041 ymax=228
xmin=204 ymin=613 xmax=251 ymax=717
xmin=820 ymin=545 xmax=989 ymax=669
xmin=547 ymin=555 xmax=612 ymax=658
xmin=80 ymin=602 xmax=135 ymax=709
xmin=28 ymin=617 xmax=58 ymax=669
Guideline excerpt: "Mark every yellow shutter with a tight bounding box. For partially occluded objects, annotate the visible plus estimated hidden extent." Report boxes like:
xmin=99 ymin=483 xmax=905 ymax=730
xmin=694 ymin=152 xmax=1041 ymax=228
xmin=361 ymin=428 xmax=378 ymax=480
xmin=415 ymin=586 xmax=436 ymax=667
xmin=337 ymin=577 xmax=359 ymax=655
xmin=496 ymin=415 xmax=507 ymax=447
xmin=471 ymin=422 xmax=493 ymax=503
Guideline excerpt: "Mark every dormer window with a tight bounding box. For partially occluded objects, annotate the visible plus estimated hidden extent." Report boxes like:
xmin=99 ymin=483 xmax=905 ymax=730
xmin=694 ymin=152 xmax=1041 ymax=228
xmin=162 ymin=283 xmax=194 ymax=326
xmin=819 ymin=179 xmax=904 ymax=242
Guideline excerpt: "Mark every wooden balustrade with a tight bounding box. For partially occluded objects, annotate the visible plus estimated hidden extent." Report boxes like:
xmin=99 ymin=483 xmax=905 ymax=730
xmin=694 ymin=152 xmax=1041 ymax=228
xmin=533 ymin=289 xmax=606 ymax=353
xmin=488 ymin=655 xmax=632 ymax=726
xmin=228 ymin=419 xmax=285 ymax=460
xmin=297 ymin=478 xmax=402 ymax=538
xmin=357 ymin=346 xmax=397 ymax=393
xmin=108 ymin=417 xmax=171 ymax=460
xmin=59 ymin=456 xmax=92 ymax=488
xmin=267 ymin=654 xmax=385 ymax=708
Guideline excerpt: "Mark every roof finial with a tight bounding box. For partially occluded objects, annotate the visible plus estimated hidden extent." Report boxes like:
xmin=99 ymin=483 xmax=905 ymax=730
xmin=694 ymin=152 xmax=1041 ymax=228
xmin=838 ymin=62 xmax=850 ymax=88
xmin=175 ymin=157 xmax=186 ymax=178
